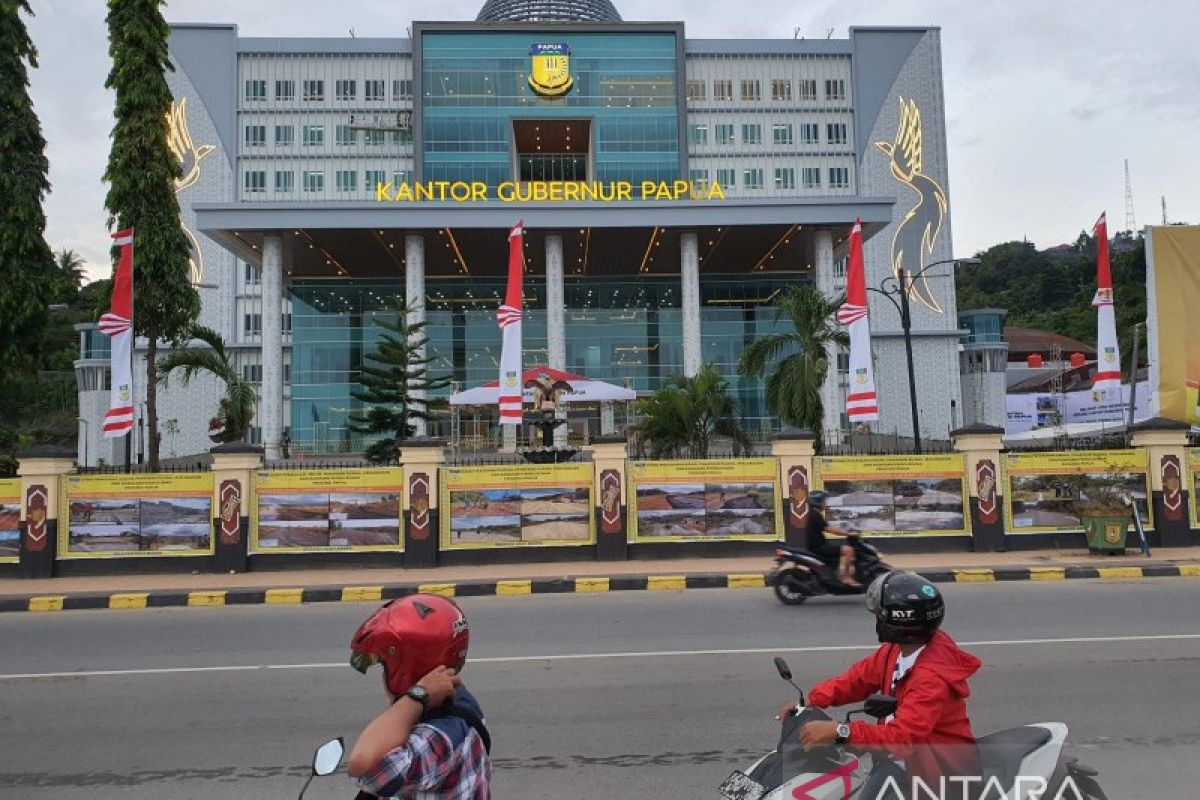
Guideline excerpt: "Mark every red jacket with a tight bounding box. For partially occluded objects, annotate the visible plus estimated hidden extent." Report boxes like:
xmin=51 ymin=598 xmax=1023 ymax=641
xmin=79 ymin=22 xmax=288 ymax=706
xmin=809 ymin=629 xmax=982 ymax=791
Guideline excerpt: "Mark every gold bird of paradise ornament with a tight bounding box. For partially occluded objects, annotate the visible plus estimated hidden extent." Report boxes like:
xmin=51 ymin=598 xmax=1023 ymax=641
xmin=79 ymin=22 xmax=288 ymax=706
xmin=166 ymin=98 xmax=215 ymax=286
xmin=875 ymin=97 xmax=948 ymax=314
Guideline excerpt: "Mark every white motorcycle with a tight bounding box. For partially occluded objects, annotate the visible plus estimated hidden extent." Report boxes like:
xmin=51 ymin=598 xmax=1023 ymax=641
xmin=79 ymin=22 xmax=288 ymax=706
xmin=719 ymin=658 xmax=1108 ymax=800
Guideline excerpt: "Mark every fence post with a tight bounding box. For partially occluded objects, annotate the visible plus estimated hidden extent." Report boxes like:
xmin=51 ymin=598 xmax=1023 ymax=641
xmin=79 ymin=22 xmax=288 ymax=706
xmin=1130 ymin=417 xmax=1194 ymax=547
xmin=16 ymin=445 xmax=76 ymax=579
xmin=591 ymin=435 xmax=629 ymax=561
xmin=210 ymin=443 xmax=264 ymax=573
xmin=399 ymin=438 xmax=446 ymax=569
xmin=951 ymin=424 xmax=1006 ymax=552
xmin=772 ymin=432 xmax=816 ymax=549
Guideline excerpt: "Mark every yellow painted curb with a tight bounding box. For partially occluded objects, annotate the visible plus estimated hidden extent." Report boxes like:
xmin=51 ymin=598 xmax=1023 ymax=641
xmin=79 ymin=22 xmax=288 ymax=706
xmin=647 ymin=575 xmax=686 ymax=591
xmin=497 ymin=580 xmax=532 ymax=596
xmin=109 ymin=593 xmax=148 ymax=610
xmin=341 ymin=586 xmax=383 ymax=602
xmin=188 ymin=591 xmax=226 ymax=607
xmin=953 ymin=569 xmax=996 ymax=583
xmin=417 ymin=583 xmax=456 ymax=597
xmin=265 ymin=588 xmax=304 ymax=604
xmin=1028 ymin=567 xmax=1066 ymax=581
xmin=28 ymin=595 xmax=65 ymax=612
xmin=1178 ymin=564 xmax=1200 ymax=578
xmin=574 ymin=577 xmax=610 ymax=593
xmin=728 ymin=574 xmax=766 ymax=589
xmin=1097 ymin=567 xmax=1144 ymax=580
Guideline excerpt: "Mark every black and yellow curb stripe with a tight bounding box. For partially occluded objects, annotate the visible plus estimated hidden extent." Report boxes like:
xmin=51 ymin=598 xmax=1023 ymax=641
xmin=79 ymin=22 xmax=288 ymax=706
xmin=2 ymin=564 xmax=1197 ymax=614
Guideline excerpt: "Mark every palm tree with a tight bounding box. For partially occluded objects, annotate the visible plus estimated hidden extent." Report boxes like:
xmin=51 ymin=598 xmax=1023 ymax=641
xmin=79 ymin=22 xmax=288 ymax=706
xmin=738 ymin=285 xmax=849 ymax=436
xmin=53 ymin=248 xmax=86 ymax=302
xmin=158 ymin=324 xmax=257 ymax=444
xmin=633 ymin=363 xmax=748 ymax=459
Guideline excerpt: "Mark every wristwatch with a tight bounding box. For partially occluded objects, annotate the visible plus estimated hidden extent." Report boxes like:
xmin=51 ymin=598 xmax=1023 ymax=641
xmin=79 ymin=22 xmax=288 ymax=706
xmin=835 ymin=723 xmax=851 ymax=744
xmin=403 ymin=685 xmax=430 ymax=710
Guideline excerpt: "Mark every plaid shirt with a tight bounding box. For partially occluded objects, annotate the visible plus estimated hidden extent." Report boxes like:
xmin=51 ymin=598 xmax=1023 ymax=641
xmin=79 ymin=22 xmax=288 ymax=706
xmin=355 ymin=718 xmax=491 ymax=800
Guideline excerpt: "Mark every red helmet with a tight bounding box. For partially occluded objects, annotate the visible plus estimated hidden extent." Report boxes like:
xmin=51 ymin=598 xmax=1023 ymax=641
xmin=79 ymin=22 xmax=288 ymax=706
xmin=350 ymin=594 xmax=470 ymax=697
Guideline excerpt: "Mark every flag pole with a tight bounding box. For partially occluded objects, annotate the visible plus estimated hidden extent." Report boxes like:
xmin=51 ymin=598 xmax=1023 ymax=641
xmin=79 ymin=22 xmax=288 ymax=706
xmin=127 ymin=228 xmax=136 ymax=472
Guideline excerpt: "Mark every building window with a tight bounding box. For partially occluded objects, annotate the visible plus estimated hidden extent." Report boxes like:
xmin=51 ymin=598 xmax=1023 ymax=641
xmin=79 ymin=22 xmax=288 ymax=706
xmin=365 ymin=169 xmax=387 ymax=190
xmin=335 ymin=125 xmax=355 ymax=146
xmin=800 ymin=123 xmax=819 ymax=144
xmin=688 ymin=123 xmax=708 ymax=145
xmin=245 ymin=263 xmax=261 ymax=286
xmin=283 ymin=313 xmax=292 ymax=334
xmin=740 ymin=79 xmax=761 ymax=101
xmin=716 ymin=167 xmax=736 ymax=188
xmin=802 ymin=167 xmax=821 ymax=190
xmin=825 ymin=79 xmax=846 ymax=101
xmin=829 ymin=167 xmax=851 ymax=189
xmin=336 ymin=170 xmax=358 ymax=192
xmin=244 ymin=124 xmax=266 ymax=147
xmin=274 ymin=124 xmax=294 ymax=146
xmin=393 ymin=170 xmax=412 ymax=185
xmin=741 ymin=123 xmax=762 ymax=145
xmin=242 ymin=363 xmax=263 ymax=383
xmin=743 ymin=168 xmax=764 ymax=189
xmin=365 ymin=130 xmax=387 ymax=146
xmin=771 ymin=79 xmax=792 ymax=101
xmin=302 ymin=125 xmax=325 ymax=146
xmin=283 ymin=362 xmax=291 ymax=384
xmin=244 ymin=170 xmax=266 ymax=193
xmin=686 ymin=80 xmax=706 ymax=102
xmin=826 ymin=122 xmax=848 ymax=145
xmin=335 ymin=79 xmax=356 ymax=101
xmin=714 ymin=123 xmax=734 ymax=145
xmin=365 ymin=79 xmax=386 ymax=101
xmin=275 ymin=170 xmax=294 ymax=192
xmin=798 ymin=79 xmax=817 ymax=100
xmin=244 ymin=79 xmax=266 ymax=101
xmin=772 ymin=123 xmax=794 ymax=145
xmin=303 ymin=170 xmax=324 ymax=192
xmin=774 ymin=167 xmax=795 ymax=190
xmin=244 ymin=313 xmax=262 ymax=336
xmin=302 ymin=79 xmax=324 ymax=101
xmin=836 ymin=352 xmax=850 ymax=371
xmin=275 ymin=80 xmax=295 ymax=101
xmin=713 ymin=79 xmax=733 ymax=101
xmin=688 ymin=168 xmax=708 ymax=189
xmin=392 ymin=78 xmax=413 ymax=100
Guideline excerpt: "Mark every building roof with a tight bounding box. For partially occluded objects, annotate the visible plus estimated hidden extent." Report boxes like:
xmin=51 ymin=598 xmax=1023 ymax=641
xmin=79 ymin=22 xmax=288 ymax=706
xmin=476 ymin=0 xmax=622 ymax=22
xmin=1004 ymin=326 xmax=1096 ymax=358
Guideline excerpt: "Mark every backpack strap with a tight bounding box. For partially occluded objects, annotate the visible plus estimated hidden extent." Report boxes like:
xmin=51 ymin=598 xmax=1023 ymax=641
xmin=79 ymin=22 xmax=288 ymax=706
xmin=441 ymin=705 xmax=492 ymax=754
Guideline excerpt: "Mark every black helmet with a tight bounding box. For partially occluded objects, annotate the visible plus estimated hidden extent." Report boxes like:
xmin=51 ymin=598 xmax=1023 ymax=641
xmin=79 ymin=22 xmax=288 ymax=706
xmin=866 ymin=571 xmax=945 ymax=644
xmin=808 ymin=491 xmax=828 ymax=510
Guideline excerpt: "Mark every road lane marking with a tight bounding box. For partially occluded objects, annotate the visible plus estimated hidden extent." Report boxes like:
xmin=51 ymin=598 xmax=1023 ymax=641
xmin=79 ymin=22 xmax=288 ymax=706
xmin=3 ymin=633 xmax=1199 ymax=681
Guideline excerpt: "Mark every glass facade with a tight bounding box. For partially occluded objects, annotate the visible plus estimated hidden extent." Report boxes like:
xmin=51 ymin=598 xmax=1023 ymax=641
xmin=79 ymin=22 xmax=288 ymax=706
xmin=420 ymin=30 xmax=681 ymax=184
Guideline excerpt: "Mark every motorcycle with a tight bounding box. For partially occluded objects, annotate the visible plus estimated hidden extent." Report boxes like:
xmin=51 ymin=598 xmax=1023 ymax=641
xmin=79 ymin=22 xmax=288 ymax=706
xmin=718 ymin=658 xmax=1108 ymax=800
xmin=769 ymin=537 xmax=891 ymax=606
xmin=298 ymin=737 xmax=345 ymax=799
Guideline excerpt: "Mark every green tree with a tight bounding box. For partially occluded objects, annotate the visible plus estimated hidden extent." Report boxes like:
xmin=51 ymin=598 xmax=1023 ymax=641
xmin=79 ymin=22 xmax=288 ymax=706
xmin=0 ymin=0 xmax=55 ymax=379
xmin=738 ymin=285 xmax=849 ymax=436
xmin=51 ymin=248 xmax=86 ymax=304
xmin=632 ymin=363 xmax=748 ymax=459
xmin=158 ymin=325 xmax=256 ymax=444
xmin=349 ymin=304 xmax=450 ymax=463
xmin=103 ymin=0 xmax=200 ymax=469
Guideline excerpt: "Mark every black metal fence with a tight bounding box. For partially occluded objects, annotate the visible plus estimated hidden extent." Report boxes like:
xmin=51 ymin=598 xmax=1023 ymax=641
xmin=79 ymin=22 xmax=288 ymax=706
xmin=76 ymin=461 xmax=210 ymax=474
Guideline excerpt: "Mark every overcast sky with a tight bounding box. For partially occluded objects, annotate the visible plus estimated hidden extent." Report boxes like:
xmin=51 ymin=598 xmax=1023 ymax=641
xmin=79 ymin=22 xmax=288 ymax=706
xmin=24 ymin=0 xmax=1199 ymax=282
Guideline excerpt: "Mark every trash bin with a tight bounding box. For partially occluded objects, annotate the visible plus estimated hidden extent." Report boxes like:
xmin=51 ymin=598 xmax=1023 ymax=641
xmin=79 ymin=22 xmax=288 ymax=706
xmin=1082 ymin=514 xmax=1129 ymax=555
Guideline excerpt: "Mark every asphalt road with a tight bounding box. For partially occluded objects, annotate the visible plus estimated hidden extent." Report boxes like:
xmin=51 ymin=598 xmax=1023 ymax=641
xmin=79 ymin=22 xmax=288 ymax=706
xmin=1 ymin=579 xmax=1198 ymax=799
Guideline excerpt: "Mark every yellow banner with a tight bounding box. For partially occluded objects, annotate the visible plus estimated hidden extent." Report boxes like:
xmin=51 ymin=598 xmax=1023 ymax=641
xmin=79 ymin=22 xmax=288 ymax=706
xmin=814 ymin=454 xmax=968 ymax=537
xmin=0 ymin=478 xmax=19 ymax=561
xmin=59 ymin=473 xmax=213 ymax=559
xmin=629 ymin=459 xmax=781 ymax=542
xmin=1004 ymin=450 xmax=1150 ymax=534
xmin=440 ymin=463 xmax=594 ymax=550
xmin=1149 ymin=226 xmax=1200 ymax=425
xmin=253 ymin=468 xmax=403 ymax=553
xmin=1189 ymin=450 xmax=1200 ymax=528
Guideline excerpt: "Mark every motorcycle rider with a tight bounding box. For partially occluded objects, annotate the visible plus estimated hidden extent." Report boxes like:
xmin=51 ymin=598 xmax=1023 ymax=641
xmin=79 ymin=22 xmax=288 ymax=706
xmin=806 ymin=490 xmax=862 ymax=587
xmin=778 ymin=572 xmax=982 ymax=799
xmin=347 ymin=594 xmax=492 ymax=799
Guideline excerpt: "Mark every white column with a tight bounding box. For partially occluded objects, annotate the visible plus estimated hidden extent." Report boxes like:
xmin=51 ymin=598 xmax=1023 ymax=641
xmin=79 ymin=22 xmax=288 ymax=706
xmin=405 ymin=234 xmax=428 ymax=438
xmin=261 ymin=234 xmax=284 ymax=460
xmin=545 ymin=233 xmax=567 ymax=446
xmin=680 ymin=231 xmax=701 ymax=377
xmin=600 ymin=401 xmax=615 ymax=435
xmin=814 ymin=228 xmax=841 ymax=441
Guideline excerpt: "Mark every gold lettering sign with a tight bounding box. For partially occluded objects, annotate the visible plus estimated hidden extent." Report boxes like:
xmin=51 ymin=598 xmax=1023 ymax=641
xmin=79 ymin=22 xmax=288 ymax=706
xmin=374 ymin=180 xmax=726 ymax=203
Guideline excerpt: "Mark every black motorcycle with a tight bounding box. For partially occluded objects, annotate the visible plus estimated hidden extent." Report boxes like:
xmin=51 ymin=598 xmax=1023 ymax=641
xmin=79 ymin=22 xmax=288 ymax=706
xmin=769 ymin=536 xmax=891 ymax=605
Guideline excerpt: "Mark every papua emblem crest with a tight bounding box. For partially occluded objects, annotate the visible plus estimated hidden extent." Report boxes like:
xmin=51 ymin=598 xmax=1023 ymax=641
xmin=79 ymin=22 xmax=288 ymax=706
xmin=529 ymin=43 xmax=573 ymax=97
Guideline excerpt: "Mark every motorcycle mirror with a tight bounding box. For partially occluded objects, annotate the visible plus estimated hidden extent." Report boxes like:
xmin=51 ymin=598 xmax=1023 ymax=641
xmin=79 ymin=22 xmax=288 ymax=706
xmin=773 ymin=657 xmax=792 ymax=681
xmin=312 ymin=737 xmax=344 ymax=776
xmin=863 ymin=693 xmax=898 ymax=720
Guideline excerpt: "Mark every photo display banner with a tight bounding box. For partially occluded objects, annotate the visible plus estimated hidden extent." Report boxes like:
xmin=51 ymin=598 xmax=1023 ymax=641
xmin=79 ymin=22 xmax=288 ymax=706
xmin=252 ymin=468 xmax=403 ymax=553
xmin=1189 ymin=450 xmax=1200 ymax=529
xmin=813 ymin=454 xmax=968 ymax=537
xmin=59 ymin=473 xmax=213 ymax=558
xmin=440 ymin=463 xmax=594 ymax=550
xmin=630 ymin=459 xmax=781 ymax=542
xmin=1004 ymin=450 xmax=1150 ymax=534
xmin=0 ymin=478 xmax=19 ymax=561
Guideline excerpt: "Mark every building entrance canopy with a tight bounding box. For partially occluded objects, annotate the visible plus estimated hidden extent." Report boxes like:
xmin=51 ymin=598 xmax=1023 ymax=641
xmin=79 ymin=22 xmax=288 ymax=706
xmin=449 ymin=366 xmax=636 ymax=405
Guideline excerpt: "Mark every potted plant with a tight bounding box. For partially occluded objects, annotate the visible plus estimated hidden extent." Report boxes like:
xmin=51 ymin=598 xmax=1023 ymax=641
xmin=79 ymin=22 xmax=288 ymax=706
xmin=1073 ymin=475 xmax=1134 ymax=555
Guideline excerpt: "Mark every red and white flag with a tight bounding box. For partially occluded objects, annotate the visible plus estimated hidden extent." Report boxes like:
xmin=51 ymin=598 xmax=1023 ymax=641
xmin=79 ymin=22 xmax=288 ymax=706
xmin=837 ymin=219 xmax=879 ymax=422
xmin=101 ymin=229 xmax=135 ymax=438
xmin=497 ymin=222 xmax=525 ymax=425
xmin=1091 ymin=212 xmax=1122 ymax=392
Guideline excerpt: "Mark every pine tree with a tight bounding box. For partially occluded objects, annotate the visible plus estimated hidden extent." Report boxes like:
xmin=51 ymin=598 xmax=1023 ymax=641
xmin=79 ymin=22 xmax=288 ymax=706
xmin=349 ymin=305 xmax=450 ymax=463
xmin=103 ymin=0 xmax=200 ymax=469
xmin=0 ymin=1 xmax=55 ymax=379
